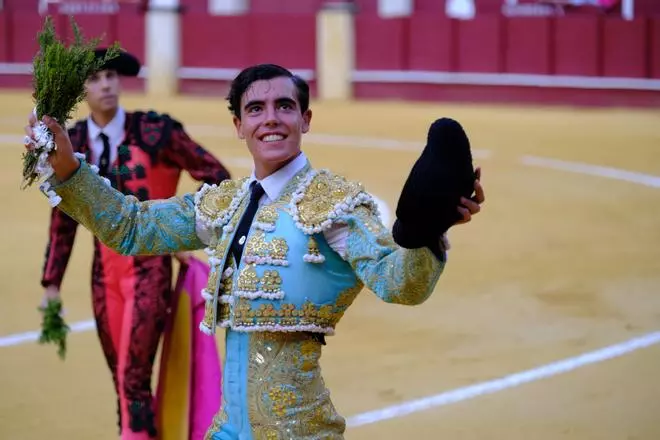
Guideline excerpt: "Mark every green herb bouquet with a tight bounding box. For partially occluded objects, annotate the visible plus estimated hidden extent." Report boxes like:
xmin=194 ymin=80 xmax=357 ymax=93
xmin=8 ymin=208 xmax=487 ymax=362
xmin=22 ymin=15 xmax=119 ymax=198
xmin=24 ymin=15 xmax=119 ymax=359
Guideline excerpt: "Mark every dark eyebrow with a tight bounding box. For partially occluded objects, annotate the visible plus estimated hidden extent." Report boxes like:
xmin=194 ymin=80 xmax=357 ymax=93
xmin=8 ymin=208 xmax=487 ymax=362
xmin=243 ymin=97 xmax=297 ymax=110
xmin=275 ymin=97 xmax=297 ymax=107
xmin=244 ymin=100 xmax=265 ymax=110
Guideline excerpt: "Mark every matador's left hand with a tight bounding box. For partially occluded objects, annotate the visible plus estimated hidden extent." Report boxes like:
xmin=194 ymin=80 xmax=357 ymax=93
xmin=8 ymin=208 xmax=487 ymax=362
xmin=454 ymin=167 xmax=485 ymax=225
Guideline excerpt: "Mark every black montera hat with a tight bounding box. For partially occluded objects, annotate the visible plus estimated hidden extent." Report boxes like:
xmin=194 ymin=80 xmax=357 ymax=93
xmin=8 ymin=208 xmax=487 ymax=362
xmin=94 ymin=48 xmax=141 ymax=77
xmin=392 ymin=117 xmax=476 ymax=249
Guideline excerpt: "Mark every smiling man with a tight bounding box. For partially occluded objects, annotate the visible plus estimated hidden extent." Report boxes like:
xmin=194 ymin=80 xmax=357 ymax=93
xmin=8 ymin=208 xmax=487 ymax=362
xmin=229 ymin=72 xmax=311 ymax=179
xmin=38 ymin=48 xmax=231 ymax=439
xmin=26 ymin=63 xmax=484 ymax=440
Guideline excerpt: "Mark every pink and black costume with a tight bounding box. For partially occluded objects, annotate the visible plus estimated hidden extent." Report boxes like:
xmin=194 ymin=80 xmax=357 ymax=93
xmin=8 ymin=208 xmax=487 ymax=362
xmin=40 ymin=105 xmax=231 ymax=438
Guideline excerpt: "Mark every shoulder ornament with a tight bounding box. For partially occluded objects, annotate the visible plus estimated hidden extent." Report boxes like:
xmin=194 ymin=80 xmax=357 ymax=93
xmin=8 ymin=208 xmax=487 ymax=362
xmin=194 ymin=177 xmax=250 ymax=231
xmin=289 ymin=169 xmax=379 ymax=234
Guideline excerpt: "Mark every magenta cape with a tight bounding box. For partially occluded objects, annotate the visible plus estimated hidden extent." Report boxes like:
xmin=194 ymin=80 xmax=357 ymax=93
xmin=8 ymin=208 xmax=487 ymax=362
xmin=155 ymin=256 xmax=223 ymax=440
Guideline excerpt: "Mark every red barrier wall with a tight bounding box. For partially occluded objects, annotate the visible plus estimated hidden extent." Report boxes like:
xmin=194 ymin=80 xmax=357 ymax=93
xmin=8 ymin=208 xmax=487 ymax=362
xmin=456 ymin=15 xmax=503 ymax=73
xmin=177 ymin=12 xmax=316 ymax=95
xmin=180 ymin=13 xmax=317 ymax=69
xmin=249 ymin=0 xmax=323 ymax=13
xmin=0 ymin=13 xmax=8 ymax=62
xmin=355 ymin=16 xmax=409 ymax=70
xmin=504 ymin=17 xmax=552 ymax=74
xmin=652 ymin=18 xmax=660 ymax=79
xmin=351 ymin=12 xmax=657 ymax=80
xmin=407 ymin=15 xmax=455 ymax=71
xmin=0 ymin=6 xmax=657 ymax=106
xmin=553 ymin=16 xmax=601 ymax=76
xmin=601 ymin=18 xmax=649 ymax=78
xmin=351 ymin=11 xmax=659 ymax=106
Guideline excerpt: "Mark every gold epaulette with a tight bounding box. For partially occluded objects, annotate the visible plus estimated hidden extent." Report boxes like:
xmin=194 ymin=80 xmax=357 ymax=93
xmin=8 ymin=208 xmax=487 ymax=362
xmin=290 ymin=169 xmax=378 ymax=234
xmin=194 ymin=177 xmax=250 ymax=229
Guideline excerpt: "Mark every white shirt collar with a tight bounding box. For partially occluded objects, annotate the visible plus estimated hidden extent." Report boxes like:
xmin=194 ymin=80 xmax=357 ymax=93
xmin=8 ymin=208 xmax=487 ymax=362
xmin=87 ymin=107 xmax=126 ymax=143
xmin=248 ymin=152 xmax=308 ymax=202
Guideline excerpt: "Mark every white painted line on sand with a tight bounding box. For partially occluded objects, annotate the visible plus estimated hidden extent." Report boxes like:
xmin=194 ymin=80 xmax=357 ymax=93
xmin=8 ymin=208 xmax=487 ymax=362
xmin=0 ymin=319 xmax=95 ymax=347
xmin=521 ymin=155 xmax=660 ymax=188
xmin=346 ymin=330 xmax=660 ymax=427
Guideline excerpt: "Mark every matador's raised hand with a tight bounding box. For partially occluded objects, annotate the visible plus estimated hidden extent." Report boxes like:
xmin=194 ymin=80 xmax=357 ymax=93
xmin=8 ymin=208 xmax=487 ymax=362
xmin=455 ymin=166 xmax=484 ymax=225
xmin=25 ymin=112 xmax=80 ymax=182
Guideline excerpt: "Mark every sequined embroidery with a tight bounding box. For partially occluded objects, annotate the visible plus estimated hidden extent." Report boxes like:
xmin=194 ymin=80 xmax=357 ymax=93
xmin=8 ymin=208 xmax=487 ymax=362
xmin=303 ymin=236 xmax=325 ymax=263
xmin=237 ymin=265 xmax=259 ymax=291
xmin=245 ymin=231 xmax=270 ymax=259
xmin=269 ymin=238 xmax=288 ymax=264
xmin=254 ymin=205 xmax=278 ymax=232
xmin=243 ymin=230 xmax=290 ymax=266
xmin=235 ymin=265 xmax=285 ymax=301
xmin=222 ymin=284 xmax=362 ymax=334
xmin=200 ymin=268 xmax=218 ymax=301
xmin=261 ymin=271 xmax=283 ymax=296
xmin=345 ymin=206 xmax=444 ymax=306
xmin=199 ymin=203 xmax=244 ymax=335
xmin=195 ymin=177 xmax=250 ymax=230
xmin=289 ymin=169 xmax=379 ymax=235
xmin=220 ymin=267 xmax=234 ymax=293
xmin=247 ymin=332 xmax=346 ymax=439
xmin=201 ymin=300 xmax=216 ymax=331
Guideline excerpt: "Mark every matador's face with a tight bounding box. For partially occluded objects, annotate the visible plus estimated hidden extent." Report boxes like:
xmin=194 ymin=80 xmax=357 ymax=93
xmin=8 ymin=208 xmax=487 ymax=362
xmin=233 ymin=76 xmax=312 ymax=178
xmin=84 ymin=69 xmax=120 ymax=114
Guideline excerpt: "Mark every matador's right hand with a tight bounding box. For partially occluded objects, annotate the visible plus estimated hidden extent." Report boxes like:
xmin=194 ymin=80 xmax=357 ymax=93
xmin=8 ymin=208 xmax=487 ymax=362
xmin=40 ymin=285 xmax=61 ymax=310
xmin=24 ymin=111 xmax=80 ymax=182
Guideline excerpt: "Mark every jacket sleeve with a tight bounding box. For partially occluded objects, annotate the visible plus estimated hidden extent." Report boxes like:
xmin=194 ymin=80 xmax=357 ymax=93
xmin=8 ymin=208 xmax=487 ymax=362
xmin=164 ymin=120 xmax=231 ymax=185
xmin=47 ymin=160 xmax=206 ymax=256
xmin=340 ymin=205 xmax=446 ymax=306
xmin=40 ymin=207 xmax=79 ymax=288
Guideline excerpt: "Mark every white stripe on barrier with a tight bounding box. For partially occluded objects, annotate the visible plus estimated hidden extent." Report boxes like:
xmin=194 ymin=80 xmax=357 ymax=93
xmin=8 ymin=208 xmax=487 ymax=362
xmin=1 ymin=62 xmax=658 ymax=90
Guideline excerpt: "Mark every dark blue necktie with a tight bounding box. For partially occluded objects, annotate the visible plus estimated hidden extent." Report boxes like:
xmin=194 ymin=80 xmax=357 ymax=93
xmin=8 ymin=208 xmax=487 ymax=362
xmin=230 ymin=181 xmax=265 ymax=264
xmin=98 ymin=132 xmax=111 ymax=177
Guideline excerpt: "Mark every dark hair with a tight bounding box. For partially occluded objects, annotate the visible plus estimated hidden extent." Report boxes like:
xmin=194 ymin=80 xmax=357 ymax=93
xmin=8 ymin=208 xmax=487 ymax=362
xmin=226 ymin=64 xmax=310 ymax=119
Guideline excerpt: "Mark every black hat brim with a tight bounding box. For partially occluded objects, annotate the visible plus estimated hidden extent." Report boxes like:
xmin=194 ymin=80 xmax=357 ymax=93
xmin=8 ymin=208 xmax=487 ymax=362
xmin=93 ymin=48 xmax=141 ymax=77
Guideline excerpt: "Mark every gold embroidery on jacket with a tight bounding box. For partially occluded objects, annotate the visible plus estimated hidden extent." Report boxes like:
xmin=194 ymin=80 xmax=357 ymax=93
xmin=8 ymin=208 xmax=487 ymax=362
xmin=244 ymin=230 xmax=289 ymax=266
xmin=247 ymin=332 xmax=346 ymax=439
xmin=196 ymin=178 xmax=249 ymax=227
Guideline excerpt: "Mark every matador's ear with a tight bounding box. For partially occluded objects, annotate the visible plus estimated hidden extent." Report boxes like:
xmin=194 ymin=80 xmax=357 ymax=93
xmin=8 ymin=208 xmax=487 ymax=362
xmin=392 ymin=117 xmax=476 ymax=249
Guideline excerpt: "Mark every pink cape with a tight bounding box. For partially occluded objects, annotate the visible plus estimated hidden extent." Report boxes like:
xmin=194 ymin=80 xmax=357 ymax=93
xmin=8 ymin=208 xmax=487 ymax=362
xmin=155 ymin=256 xmax=223 ymax=440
